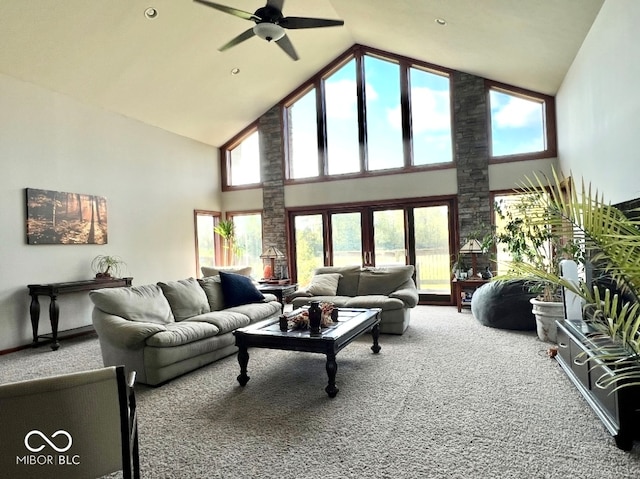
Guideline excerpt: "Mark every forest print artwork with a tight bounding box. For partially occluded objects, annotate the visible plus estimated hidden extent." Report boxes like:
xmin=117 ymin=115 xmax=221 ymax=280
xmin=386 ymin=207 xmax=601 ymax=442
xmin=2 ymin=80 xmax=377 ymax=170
xmin=26 ymin=188 xmax=108 ymax=244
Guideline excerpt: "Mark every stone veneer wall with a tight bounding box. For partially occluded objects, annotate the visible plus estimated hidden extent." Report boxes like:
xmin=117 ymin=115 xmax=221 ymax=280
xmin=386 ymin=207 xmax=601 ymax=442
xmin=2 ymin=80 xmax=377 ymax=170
xmin=259 ymin=106 xmax=288 ymax=278
xmin=452 ymin=72 xmax=491 ymax=272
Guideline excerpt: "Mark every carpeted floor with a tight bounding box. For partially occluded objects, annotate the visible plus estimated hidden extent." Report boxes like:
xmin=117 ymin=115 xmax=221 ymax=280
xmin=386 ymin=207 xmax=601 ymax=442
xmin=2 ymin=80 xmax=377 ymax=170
xmin=2 ymin=305 xmax=640 ymax=478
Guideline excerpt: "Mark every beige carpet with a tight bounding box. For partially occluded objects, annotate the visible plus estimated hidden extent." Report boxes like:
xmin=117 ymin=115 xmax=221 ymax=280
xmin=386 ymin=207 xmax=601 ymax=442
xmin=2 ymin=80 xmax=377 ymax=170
xmin=2 ymin=305 xmax=640 ymax=478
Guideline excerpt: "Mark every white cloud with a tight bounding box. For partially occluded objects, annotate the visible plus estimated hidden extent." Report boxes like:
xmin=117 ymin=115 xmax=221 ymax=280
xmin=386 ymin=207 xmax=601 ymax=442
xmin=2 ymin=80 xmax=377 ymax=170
xmin=493 ymin=96 xmax=542 ymax=128
xmin=387 ymin=87 xmax=451 ymax=132
xmin=325 ymin=79 xmax=357 ymax=120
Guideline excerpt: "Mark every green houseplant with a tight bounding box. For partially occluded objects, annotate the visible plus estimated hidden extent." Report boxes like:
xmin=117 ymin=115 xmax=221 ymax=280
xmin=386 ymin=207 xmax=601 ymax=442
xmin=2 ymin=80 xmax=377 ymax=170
xmin=492 ymin=190 xmax=583 ymax=341
xmin=495 ymin=168 xmax=640 ymax=388
xmin=91 ymin=255 xmax=126 ymax=279
xmin=214 ymin=219 xmax=236 ymax=266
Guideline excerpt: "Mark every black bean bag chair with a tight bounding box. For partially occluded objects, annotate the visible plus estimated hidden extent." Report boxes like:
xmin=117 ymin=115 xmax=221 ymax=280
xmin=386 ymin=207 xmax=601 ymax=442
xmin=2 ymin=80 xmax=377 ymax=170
xmin=471 ymin=280 xmax=537 ymax=330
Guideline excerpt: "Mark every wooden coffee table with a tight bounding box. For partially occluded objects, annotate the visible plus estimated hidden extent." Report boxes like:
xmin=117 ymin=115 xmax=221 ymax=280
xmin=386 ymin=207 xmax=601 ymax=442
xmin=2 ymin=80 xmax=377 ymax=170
xmin=233 ymin=307 xmax=381 ymax=398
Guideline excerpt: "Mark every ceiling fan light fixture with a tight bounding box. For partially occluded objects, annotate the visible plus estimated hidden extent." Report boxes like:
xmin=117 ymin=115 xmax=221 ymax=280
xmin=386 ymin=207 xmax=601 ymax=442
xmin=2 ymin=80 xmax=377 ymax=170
xmin=253 ymin=22 xmax=285 ymax=42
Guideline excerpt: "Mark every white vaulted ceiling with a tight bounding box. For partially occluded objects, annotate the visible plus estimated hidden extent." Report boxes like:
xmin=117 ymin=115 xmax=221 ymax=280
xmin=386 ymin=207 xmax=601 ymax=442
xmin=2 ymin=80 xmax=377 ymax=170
xmin=0 ymin=0 xmax=604 ymax=147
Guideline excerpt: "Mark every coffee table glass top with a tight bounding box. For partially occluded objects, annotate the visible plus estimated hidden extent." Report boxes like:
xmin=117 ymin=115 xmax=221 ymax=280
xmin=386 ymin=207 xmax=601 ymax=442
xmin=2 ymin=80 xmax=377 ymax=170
xmin=238 ymin=307 xmax=380 ymax=339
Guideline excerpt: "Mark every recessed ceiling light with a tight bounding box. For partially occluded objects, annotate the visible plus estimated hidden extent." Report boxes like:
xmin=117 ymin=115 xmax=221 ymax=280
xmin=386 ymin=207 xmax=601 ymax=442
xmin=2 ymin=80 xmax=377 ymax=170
xmin=231 ymin=68 xmax=240 ymax=75
xmin=144 ymin=7 xmax=158 ymax=19
xmin=435 ymin=18 xmax=447 ymax=26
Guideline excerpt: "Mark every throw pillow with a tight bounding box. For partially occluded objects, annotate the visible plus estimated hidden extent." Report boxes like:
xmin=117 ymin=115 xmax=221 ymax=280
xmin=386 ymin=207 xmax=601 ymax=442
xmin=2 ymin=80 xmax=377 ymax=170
xmin=201 ymin=265 xmax=252 ymax=278
xmin=158 ymin=278 xmax=210 ymax=321
xmin=219 ymin=271 xmax=265 ymax=308
xmin=306 ymin=273 xmax=342 ymax=296
xmin=197 ymin=276 xmax=225 ymax=311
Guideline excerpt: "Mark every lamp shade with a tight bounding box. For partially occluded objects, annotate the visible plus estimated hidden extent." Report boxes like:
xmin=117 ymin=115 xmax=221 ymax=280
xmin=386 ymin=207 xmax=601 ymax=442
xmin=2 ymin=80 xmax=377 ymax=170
xmin=253 ymin=22 xmax=285 ymax=42
xmin=459 ymin=239 xmax=484 ymax=254
xmin=260 ymin=246 xmax=285 ymax=259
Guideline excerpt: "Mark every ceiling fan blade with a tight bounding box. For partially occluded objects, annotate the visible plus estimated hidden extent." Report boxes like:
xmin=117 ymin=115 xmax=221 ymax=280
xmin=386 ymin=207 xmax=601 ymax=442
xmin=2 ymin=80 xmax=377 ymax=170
xmin=280 ymin=17 xmax=344 ymax=30
xmin=266 ymin=0 xmax=285 ymax=12
xmin=275 ymin=34 xmax=299 ymax=61
xmin=193 ymin=0 xmax=260 ymax=22
xmin=219 ymin=28 xmax=255 ymax=52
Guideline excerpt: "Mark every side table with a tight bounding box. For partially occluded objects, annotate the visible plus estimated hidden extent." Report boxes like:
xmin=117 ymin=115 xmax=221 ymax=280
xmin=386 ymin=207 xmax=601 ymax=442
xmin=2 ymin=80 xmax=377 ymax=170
xmin=257 ymin=283 xmax=298 ymax=305
xmin=452 ymin=278 xmax=489 ymax=312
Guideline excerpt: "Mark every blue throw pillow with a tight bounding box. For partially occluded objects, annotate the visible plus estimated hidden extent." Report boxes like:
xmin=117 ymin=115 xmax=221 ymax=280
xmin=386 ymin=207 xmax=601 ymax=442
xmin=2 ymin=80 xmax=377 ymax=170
xmin=219 ymin=271 xmax=265 ymax=308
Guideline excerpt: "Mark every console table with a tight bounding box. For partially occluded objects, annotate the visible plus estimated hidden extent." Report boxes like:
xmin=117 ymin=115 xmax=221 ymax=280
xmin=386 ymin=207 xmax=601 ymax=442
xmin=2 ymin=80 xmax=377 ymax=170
xmin=28 ymin=277 xmax=133 ymax=350
xmin=556 ymin=319 xmax=640 ymax=450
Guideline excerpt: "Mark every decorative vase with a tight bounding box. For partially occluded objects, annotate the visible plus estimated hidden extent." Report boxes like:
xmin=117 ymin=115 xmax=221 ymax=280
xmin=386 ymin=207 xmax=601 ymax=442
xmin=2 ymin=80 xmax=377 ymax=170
xmin=530 ymin=297 xmax=564 ymax=343
xmin=308 ymin=301 xmax=322 ymax=334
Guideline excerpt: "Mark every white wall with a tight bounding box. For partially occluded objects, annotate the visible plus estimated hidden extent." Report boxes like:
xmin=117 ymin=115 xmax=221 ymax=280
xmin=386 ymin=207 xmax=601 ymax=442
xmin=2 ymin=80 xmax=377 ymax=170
xmin=556 ymin=0 xmax=640 ymax=204
xmin=0 ymin=74 xmax=220 ymax=352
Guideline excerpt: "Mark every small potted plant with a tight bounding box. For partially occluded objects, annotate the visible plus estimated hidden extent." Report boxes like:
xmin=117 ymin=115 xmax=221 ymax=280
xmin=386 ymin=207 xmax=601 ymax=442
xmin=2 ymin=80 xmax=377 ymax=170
xmin=91 ymin=255 xmax=126 ymax=279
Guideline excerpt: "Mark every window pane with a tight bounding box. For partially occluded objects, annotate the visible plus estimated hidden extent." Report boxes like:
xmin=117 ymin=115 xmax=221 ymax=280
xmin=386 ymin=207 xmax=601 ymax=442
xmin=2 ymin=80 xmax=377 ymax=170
xmin=331 ymin=212 xmax=362 ymax=266
xmin=288 ymin=88 xmax=319 ymax=179
xmin=410 ymin=68 xmax=452 ymax=165
xmin=364 ymin=56 xmax=403 ymax=171
xmin=231 ymin=213 xmax=262 ymax=278
xmin=490 ymin=90 xmax=545 ymax=157
xmin=196 ymin=214 xmax=216 ymax=269
xmin=294 ymin=215 xmax=324 ymax=287
xmin=325 ymin=59 xmax=360 ymax=175
xmin=229 ymin=130 xmax=260 ymax=185
xmin=373 ymin=209 xmax=405 ymax=266
xmin=414 ymin=206 xmax=451 ymax=294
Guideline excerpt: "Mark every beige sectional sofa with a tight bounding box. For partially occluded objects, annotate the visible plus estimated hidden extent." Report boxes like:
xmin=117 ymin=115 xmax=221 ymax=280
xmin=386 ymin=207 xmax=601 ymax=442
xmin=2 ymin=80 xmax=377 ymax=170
xmin=89 ymin=274 xmax=281 ymax=386
xmin=289 ymin=265 xmax=419 ymax=334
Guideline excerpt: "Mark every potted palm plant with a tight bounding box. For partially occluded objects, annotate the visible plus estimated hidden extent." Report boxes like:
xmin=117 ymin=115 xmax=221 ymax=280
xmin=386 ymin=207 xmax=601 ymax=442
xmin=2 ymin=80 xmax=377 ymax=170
xmin=214 ymin=219 xmax=235 ymax=266
xmin=495 ymin=168 xmax=640 ymax=375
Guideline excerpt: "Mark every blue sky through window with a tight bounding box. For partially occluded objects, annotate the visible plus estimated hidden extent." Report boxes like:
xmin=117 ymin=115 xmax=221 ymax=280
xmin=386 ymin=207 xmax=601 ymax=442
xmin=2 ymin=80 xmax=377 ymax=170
xmin=490 ymin=90 xmax=545 ymax=156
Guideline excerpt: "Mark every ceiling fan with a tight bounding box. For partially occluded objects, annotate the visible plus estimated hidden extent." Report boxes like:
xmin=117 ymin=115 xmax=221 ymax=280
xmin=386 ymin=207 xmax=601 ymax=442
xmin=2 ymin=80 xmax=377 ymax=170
xmin=193 ymin=0 xmax=344 ymax=61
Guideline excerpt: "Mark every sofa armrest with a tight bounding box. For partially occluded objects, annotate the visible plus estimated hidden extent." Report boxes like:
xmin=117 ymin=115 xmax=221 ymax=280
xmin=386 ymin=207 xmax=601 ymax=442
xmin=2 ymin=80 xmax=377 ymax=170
xmin=92 ymin=310 xmax=167 ymax=349
xmin=389 ymin=279 xmax=419 ymax=307
xmin=287 ymin=289 xmax=313 ymax=300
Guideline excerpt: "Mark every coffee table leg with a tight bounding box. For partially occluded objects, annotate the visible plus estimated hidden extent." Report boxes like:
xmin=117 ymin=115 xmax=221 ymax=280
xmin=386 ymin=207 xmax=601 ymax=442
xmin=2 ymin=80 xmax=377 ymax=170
xmin=237 ymin=346 xmax=250 ymax=386
xmin=325 ymin=353 xmax=339 ymax=398
xmin=371 ymin=323 xmax=381 ymax=354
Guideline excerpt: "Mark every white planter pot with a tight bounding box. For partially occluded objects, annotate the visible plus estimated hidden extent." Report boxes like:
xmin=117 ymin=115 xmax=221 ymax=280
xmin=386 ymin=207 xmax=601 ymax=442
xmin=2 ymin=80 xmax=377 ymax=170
xmin=530 ymin=298 xmax=564 ymax=343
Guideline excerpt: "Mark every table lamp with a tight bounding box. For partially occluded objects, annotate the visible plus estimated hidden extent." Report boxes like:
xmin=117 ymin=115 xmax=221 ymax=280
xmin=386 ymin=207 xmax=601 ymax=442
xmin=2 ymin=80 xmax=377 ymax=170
xmin=459 ymin=239 xmax=484 ymax=278
xmin=260 ymin=246 xmax=285 ymax=281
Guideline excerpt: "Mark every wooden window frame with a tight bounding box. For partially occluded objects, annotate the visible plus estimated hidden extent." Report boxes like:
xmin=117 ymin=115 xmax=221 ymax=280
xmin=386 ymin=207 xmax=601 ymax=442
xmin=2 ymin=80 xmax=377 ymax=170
xmin=486 ymin=80 xmax=557 ymax=163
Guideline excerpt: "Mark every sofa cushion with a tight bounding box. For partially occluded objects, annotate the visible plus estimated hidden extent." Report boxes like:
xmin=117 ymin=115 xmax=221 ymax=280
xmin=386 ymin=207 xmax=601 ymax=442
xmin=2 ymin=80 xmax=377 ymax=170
xmin=198 ymin=276 xmax=225 ymax=311
xmin=201 ymin=265 xmax=252 ymax=278
xmin=89 ymin=284 xmax=175 ymax=324
xmin=291 ymin=296 xmax=352 ymax=309
xmin=307 ymin=273 xmax=342 ymax=296
xmin=345 ymin=295 xmax=406 ymax=311
xmin=357 ymin=265 xmax=415 ymax=295
xmin=158 ymin=278 xmax=210 ymax=321
xmin=313 ymin=265 xmax=361 ymax=296
xmin=219 ymin=271 xmax=265 ymax=307
xmin=185 ymin=310 xmax=251 ymax=334
xmin=145 ymin=321 xmax=220 ymax=347
xmin=226 ymin=301 xmax=282 ymax=323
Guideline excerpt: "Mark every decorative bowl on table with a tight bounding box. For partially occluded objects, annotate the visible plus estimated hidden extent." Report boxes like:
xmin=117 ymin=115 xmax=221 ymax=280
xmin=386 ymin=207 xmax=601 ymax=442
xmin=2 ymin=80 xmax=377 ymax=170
xmin=286 ymin=302 xmax=337 ymax=330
